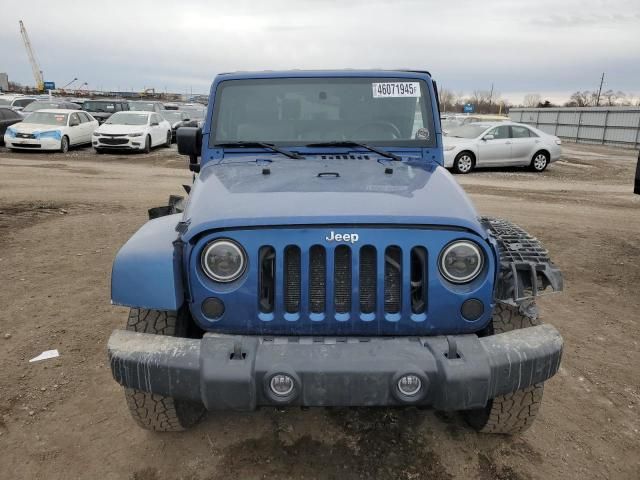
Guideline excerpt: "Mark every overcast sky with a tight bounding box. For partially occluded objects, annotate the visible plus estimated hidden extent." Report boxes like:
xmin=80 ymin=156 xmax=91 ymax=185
xmin=1 ymin=0 xmax=639 ymax=104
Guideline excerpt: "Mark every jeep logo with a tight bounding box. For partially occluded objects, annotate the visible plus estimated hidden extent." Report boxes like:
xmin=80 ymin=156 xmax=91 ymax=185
xmin=325 ymin=231 xmax=359 ymax=244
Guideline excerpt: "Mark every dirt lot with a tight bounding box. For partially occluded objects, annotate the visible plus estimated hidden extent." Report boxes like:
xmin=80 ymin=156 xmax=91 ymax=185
xmin=0 ymin=143 xmax=639 ymax=480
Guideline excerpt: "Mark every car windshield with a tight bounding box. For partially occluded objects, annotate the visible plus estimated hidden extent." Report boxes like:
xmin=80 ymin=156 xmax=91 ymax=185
xmin=106 ymin=112 xmax=149 ymax=125
xmin=129 ymin=102 xmax=157 ymax=111
xmin=23 ymin=102 xmax=60 ymax=112
xmin=447 ymin=125 xmax=488 ymax=139
xmin=210 ymin=77 xmax=435 ymax=147
xmin=84 ymin=101 xmax=117 ymax=112
xmin=24 ymin=112 xmax=68 ymax=126
xmin=161 ymin=111 xmax=184 ymax=122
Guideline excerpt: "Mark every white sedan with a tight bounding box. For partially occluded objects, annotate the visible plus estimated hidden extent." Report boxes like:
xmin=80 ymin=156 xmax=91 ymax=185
xmin=4 ymin=109 xmax=98 ymax=152
xmin=92 ymin=111 xmax=171 ymax=153
xmin=443 ymin=122 xmax=562 ymax=174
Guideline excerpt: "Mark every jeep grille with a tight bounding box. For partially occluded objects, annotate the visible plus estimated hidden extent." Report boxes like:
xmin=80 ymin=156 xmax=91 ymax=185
xmin=258 ymin=244 xmax=428 ymax=317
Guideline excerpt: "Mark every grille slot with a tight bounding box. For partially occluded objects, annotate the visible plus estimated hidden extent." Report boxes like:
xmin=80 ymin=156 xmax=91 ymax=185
xmin=359 ymin=246 xmax=377 ymax=314
xmin=309 ymin=245 xmax=326 ymax=313
xmin=384 ymin=246 xmax=402 ymax=313
xmin=334 ymin=246 xmax=352 ymax=313
xmin=410 ymin=247 xmax=427 ymax=314
xmin=284 ymin=246 xmax=301 ymax=313
xmin=258 ymin=246 xmax=276 ymax=313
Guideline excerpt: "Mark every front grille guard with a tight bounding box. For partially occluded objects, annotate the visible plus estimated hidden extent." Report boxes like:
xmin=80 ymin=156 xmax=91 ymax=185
xmin=482 ymin=217 xmax=563 ymax=306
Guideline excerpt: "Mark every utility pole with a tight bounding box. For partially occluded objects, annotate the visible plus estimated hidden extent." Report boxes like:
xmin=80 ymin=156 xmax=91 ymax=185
xmin=488 ymin=83 xmax=494 ymax=113
xmin=596 ymin=72 xmax=605 ymax=106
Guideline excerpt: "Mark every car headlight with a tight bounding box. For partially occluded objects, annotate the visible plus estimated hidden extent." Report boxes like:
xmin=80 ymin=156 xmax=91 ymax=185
xmin=6 ymin=127 xmax=17 ymax=138
xmin=555 ymin=139 xmax=562 ymax=145
xmin=201 ymin=239 xmax=247 ymax=282
xmin=38 ymin=130 xmax=62 ymax=140
xmin=128 ymin=132 xmax=143 ymax=137
xmin=439 ymin=240 xmax=484 ymax=283
xmin=444 ymin=145 xmax=457 ymax=151
xmin=93 ymin=131 xmax=101 ymax=136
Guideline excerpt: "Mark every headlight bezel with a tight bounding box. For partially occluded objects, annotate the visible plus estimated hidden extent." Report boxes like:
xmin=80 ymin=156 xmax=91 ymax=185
xmin=438 ymin=240 xmax=485 ymax=284
xmin=200 ymin=239 xmax=247 ymax=283
xmin=128 ymin=132 xmax=144 ymax=137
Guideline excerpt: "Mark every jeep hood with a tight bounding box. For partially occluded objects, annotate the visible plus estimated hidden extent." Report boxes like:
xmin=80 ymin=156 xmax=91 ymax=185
xmin=181 ymin=156 xmax=485 ymax=241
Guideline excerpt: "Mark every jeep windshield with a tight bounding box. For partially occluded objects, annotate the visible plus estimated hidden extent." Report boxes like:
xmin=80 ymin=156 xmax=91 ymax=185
xmin=210 ymin=77 xmax=435 ymax=149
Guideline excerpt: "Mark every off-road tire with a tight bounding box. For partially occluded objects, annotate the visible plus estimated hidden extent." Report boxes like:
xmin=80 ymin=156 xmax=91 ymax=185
xmin=453 ymin=151 xmax=474 ymax=174
xmin=123 ymin=308 xmax=205 ymax=431
xmin=464 ymin=303 xmax=545 ymax=434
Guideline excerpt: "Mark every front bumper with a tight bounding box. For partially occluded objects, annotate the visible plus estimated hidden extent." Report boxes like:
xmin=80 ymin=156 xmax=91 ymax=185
xmin=5 ymin=137 xmax=61 ymax=150
xmin=93 ymin=136 xmax=144 ymax=150
xmin=108 ymin=324 xmax=563 ymax=411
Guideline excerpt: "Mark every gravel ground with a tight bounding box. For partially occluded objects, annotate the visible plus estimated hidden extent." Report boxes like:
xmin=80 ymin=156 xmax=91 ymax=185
xmin=0 ymin=142 xmax=638 ymax=480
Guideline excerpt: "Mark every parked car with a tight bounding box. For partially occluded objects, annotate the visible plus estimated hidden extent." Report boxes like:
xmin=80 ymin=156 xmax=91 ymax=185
xmin=443 ymin=122 xmax=561 ymax=173
xmin=4 ymin=109 xmax=98 ymax=152
xmin=458 ymin=114 xmax=510 ymax=125
xmin=0 ymin=107 xmax=23 ymax=145
xmin=178 ymin=103 xmax=205 ymax=120
xmin=163 ymin=102 xmax=180 ymax=110
xmin=0 ymin=95 xmax=37 ymax=112
xmin=18 ymin=100 xmax=80 ymax=117
xmin=92 ymin=111 xmax=171 ymax=153
xmin=128 ymin=101 xmax=165 ymax=113
xmin=83 ymin=99 xmax=130 ymax=124
xmin=160 ymin=110 xmax=191 ymax=142
xmin=108 ymin=70 xmax=564 ymax=436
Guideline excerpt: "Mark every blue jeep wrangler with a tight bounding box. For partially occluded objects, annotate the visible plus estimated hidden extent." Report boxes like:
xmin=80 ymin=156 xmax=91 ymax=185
xmin=108 ymin=70 xmax=564 ymax=434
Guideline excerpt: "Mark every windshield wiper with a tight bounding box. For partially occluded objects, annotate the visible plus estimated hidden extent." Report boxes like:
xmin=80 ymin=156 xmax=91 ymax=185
xmin=214 ymin=141 xmax=304 ymax=160
xmin=305 ymin=141 xmax=401 ymax=161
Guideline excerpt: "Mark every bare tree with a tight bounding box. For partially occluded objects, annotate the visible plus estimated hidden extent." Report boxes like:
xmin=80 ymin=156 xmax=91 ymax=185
xmin=523 ymin=93 xmax=542 ymax=108
xmin=565 ymin=91 xmax=594 ymax=107
xmin=438 ymin=89 xmax=458 ymax=112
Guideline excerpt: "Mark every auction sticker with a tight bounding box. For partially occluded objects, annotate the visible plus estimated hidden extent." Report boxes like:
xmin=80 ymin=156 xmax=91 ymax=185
xmin=372 ymin=82 xmax=420 ymax=98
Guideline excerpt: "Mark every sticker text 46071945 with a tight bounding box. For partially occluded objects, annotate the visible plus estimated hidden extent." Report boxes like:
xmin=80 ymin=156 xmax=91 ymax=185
xmin=372 ymin=82 xmax=420 ymax=98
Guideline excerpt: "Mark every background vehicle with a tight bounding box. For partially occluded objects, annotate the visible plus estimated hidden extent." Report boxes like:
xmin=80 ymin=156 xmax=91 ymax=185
xmin=128 ymin=101 xmax=165 ymax=113
xmin=83 ymin=99 xmax=130 ymax=124
xmin=160 ymin=110 xmax=191 ymax=142
xmin=0 ymin=95 xmax=37 ymax=112
xmin=92 ymin=111 xmax=171 ymax=153
xmin=0 ymin=107 xmax=23 ymax=145
xmin=444 ymin=122 xmax=562 ymax=173
xmin=109 ymin=70 xmax=564 ymax=436
xmin=4 ymin=109 xmax=98 ymax=152
xmin=19 ymin=100 xmax=80 ymax=117
xmin=177 ymin=102 xmax=205 ymax=120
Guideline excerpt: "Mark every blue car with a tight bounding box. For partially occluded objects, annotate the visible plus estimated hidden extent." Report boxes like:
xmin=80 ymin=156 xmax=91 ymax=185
xmin=108 ymin=70 xmax=564 ymax=434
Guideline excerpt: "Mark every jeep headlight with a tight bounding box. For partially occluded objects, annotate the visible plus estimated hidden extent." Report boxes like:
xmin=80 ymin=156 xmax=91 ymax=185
xmin=439 ymin=240 xmax=484 ymax=283
xmin=201 ymin=239 xmax=246 ymax=282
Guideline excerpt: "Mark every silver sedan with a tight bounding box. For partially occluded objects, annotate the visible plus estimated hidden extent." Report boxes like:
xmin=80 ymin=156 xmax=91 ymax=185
xmin=443 ymin=122 xmax=562 ymax=174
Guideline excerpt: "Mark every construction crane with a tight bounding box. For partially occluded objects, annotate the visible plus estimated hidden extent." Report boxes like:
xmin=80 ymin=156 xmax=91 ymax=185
xmin=19 ymin=20 xmax=44 ymax=91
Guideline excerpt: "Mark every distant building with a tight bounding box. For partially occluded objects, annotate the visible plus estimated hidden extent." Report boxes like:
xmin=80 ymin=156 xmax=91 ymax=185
xmin=0 ymin=73 xmax=8 ymax=92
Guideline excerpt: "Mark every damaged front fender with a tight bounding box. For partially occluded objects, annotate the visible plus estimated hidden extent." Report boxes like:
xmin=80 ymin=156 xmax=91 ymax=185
xmin=482 ymin=217 xmax=564 ymax=307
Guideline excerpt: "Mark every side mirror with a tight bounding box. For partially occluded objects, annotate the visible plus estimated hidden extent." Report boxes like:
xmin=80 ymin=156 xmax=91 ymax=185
xmin=483 ymin=134 xmax=494 ymax=141
xmin=70 ymin=120 xmax=80 ymax=127
xmin=183 ymin=118 xmax=190 ymax=122
xmin=177 ymin=127 xmax=202 ymax=173
xmin=150 ymin=121 xmax=159 ymax=126
xmin=13 ymin=107 xmax=24 ymax=112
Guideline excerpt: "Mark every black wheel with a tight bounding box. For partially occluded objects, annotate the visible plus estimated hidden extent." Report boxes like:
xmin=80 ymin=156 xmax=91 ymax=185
xmin=530 ymin=151 xmax=549 ymax=172
xmin=142 ymin=135 xmax=151 ymax=154
xmin=164 ymin=131 xmax=171 ymax=147
xmin=94 ymin=148 xmax=104 ymax=154
xmin=60 ymin=136 xmax=69 ymax=153
xmin=464 ymin=303 xmax=545 ymax=434
xmin=453 ymin=152 xmax=474 ymax=174
xmin=123 ymin=308 xmax=205 ymax=431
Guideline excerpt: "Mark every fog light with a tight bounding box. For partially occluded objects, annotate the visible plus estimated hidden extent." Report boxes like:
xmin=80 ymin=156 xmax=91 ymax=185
xmin=461 ymin=298 xmax=484 ymax=320
xmin=202 ymin=297 xmax=225 ymax=319
xmin=397 ymin=375 xmax=422 ymax=396
xmin=270 ymin=374 xmax=295 ymax=397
